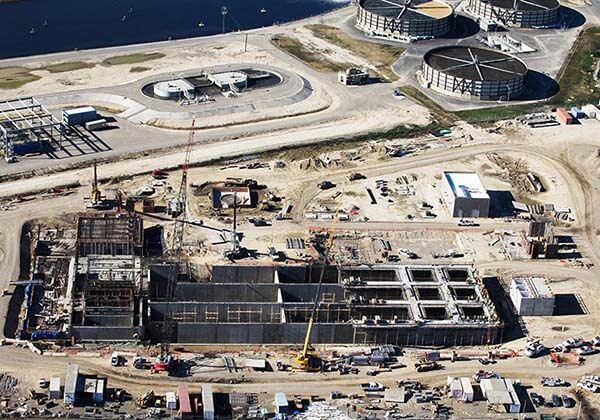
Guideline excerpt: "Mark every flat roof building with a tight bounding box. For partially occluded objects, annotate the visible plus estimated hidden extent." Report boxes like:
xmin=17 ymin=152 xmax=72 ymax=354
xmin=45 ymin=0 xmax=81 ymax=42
xmin=448 ymin=377 xmax=474 ymax=402
xmin=442 ymin=171 xmax=490 ymax=218
xmin=509 ymin=277 xmax=554 ymax=316
xmin=480 ymin=378 xmax=521 ymax=413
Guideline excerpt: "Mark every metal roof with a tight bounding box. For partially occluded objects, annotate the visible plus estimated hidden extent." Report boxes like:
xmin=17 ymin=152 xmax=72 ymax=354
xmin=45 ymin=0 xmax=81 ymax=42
xmin=480 ymin=0 xmax=559 ymax=11
xmin=360 ymin=0 xmax=453 ymax=21
xmin=425 ymin=46 xmax=527 ymax=81
xmin=444 ymin=172 xmax=489 ymax=199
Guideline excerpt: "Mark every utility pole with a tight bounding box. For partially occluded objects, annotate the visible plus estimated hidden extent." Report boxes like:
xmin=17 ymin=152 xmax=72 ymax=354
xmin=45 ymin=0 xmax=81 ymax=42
xmin=221 ymin=6 xmax=228 ymax=34
xmin=244 ymin=33 xmax=248 ymax=52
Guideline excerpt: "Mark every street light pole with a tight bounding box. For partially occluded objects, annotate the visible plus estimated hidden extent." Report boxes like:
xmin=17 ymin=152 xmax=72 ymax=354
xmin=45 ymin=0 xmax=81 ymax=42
xmin=221 ymin=6 xmax=228 ymax=34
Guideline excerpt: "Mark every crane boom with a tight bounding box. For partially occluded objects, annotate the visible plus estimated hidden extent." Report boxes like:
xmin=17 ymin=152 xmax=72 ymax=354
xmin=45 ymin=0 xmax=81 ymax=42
xmin=156 ymin=120 xmax=196 ymax=372
xmin=296 ymin=207 xmax=339 ymax=368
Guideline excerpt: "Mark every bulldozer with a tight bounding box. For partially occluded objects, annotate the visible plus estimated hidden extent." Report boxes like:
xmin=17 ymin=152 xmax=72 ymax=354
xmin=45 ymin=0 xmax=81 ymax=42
xmin=414 ymin=360 xmax=442 ymax=373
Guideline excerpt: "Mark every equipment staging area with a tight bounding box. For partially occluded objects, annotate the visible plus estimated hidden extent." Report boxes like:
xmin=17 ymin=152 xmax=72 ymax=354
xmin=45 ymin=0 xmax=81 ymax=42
xmin=1 ymin=0 xmax=600 ymax=418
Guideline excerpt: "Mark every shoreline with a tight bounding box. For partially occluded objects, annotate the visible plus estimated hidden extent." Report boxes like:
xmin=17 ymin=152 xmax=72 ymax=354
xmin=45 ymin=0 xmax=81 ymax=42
xmin=0 ymin=3 xmax=353 ymax=63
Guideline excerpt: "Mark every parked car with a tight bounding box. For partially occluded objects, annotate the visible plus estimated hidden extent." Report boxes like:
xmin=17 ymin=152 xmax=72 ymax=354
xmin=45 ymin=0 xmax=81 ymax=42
xmin=530 ymin=392 xmax=544 ymax=407
xmin=541 ymin=377 xmax=568 ymax=387
xmin=562 ymin=337 xmax=585 ymax=349
xmin=38 ymin=378 xmax=49 ymax=389
xmin=551 ymin=394 xmax=563 ymax=407
xmin=525 ymin=341 xmax=546 ymax=358
xmin=457 ymin=219 xmax=479 ymax=227
xmin=473 ymin=370 xmax=499 ymax=383
xmin=361 ymin=382 xmax=384 ymax=392
xmin=592 ymin=335 xmax=600 ymax=346
xmin=576 ymin=345 xmax=597 ymax=356
xmin=318 ymin=181 xmax=336 ymax=190
xmin=561 ymin=394 xmax=576 ymax=408
xmin=577 ymin=381 xmax=599 ymax=392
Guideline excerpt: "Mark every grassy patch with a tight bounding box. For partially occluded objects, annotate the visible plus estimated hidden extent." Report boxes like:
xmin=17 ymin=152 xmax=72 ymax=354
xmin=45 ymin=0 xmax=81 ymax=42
xmin=39 ymin=61 xmax=95 ymax=73
xmin=130 ymin=66 xmax=151 ymax=73
xmin=306 ymin=24 xmax=404 ymax=81
xmin=0 ymin=67 xmax=41 ymax=90
xmin=102 ymin=52 xmax=165 ymax=66
xmin=272 ymin=34 xmax=348 ymax=72
xmin=551 ymin=26 xmax=600 ymax=106
xmin=455 ymin=26 xmax=600 ymax=124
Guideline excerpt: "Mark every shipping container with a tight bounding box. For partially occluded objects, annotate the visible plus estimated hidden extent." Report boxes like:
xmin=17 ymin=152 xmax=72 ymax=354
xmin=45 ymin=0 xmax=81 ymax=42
xmin=93 ymin=379 xmax=105 ymax=404
xmin=177 ymin=385 xmax=192 ymax=419
xmin=62 ymin=107 xmax=98 ymax=126
xmin=274 ymin=392 xmax=289 ymax=414
xmin=556 ymin=107 xmax=573 ymax=125
xmin=12 ymin=141 xmax=42 ymax=156
xmin=202 ymin=384 xmax=215 ymax=420
xmin=63 ymin=364 xmax=79 ymax=405
xmin=49 ymin=377 xmax=61 ymax=400
xmin=166 ymin=392 xmax=177 ymax=410
xmin=85 ymin=119 xmax=107 ymax=131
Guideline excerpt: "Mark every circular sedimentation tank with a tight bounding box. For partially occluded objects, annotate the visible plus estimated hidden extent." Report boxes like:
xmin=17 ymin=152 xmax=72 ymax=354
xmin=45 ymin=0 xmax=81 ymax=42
xmin=466 ymin=0 xmax=560 ymax=28
xmin=422 ymin=45 xmax=528 ymax=100
xmin=357 ymin=0 xmax=453 ymax=40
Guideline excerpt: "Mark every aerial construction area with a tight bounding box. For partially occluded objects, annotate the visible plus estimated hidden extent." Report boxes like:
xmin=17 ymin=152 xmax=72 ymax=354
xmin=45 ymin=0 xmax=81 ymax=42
xmin=1 ymin=1 xmax=600 ymax=419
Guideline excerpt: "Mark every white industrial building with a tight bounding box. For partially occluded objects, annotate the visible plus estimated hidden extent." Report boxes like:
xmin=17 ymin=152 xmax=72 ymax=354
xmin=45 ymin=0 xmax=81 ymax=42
xmin=509 ymin=277 xmax=555 ymax=316
xmin=442 ymin=172 xmax=490 ymax=218
xmin=480 ymin=378 xmax=521 ymax=413
xmin=447 ymin=377 xmax=474 ymax=402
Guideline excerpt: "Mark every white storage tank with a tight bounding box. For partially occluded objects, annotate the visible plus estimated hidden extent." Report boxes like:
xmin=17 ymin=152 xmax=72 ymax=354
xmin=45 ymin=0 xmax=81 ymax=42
xmin=153 ymin=79 xmax=195 ymax=99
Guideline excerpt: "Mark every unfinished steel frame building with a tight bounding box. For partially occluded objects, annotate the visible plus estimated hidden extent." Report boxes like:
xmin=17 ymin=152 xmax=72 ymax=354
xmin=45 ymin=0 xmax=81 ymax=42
xmin=0 ymin=97 xmax=65 ymax=158
xmin=147 ymin=264 xmax=504 ymax=346
xmin=70 ymin=212 xmax=145 ymax=341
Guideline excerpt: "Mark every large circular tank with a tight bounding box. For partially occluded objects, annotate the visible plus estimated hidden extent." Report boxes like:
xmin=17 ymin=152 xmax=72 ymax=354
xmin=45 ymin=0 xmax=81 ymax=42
xmin=466 ymin=0 xmax=560 ymax=28
xmin=357 ymin=0 xmax=453 ymax=40
xmin=153 ymin=79 xmax=195 ymax=99
xmin=422 ymin=46 xmax=528 ymax=100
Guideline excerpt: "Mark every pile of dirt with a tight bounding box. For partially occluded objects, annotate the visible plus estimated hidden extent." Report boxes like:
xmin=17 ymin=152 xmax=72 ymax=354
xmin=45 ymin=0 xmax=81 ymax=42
xmin=486 ymin=152 xmax=535 ymax=196
xmin=296 ymin=143 xmax=388 ymax=171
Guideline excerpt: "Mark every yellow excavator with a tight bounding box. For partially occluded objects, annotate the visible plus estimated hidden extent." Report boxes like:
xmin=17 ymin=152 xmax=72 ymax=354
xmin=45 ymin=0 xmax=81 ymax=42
xmin=294 ymin=208 xmax=339 ymax=371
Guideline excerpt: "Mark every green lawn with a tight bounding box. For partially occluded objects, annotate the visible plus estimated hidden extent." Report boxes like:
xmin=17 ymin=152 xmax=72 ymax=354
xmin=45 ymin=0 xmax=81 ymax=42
xmin=0 ymin=67 xmax=41 ymax=89
xmin=305 ymin=24 xmax=404 ymax=81
xmin=102 ymin=52 xmax=165 ymax=66
xmin=272 ymin=34 xmax=349 ymax=73
xmin=39 ymin=61 xmax=95 ymax=73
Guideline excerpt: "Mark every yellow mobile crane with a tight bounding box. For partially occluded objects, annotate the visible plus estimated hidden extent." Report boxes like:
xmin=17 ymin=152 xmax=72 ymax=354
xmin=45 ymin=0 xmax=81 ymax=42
xmin=294 ymin=208 xmax=339 ymax=371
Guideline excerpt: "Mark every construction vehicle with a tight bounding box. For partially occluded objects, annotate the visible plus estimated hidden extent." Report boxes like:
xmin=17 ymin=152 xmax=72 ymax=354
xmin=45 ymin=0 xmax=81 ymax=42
xmin=88 ymin=159 xmax=104 ymax=208
xmin=293 ymin=208 xmax=340 ymax=372
xmin=136 ymin=390 xmax=156 ymax=408
xmin=414 ymin=360 xmax=442 ymax=372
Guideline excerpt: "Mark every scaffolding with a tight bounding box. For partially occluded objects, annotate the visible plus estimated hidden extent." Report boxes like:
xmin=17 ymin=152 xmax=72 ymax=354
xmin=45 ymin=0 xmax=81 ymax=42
xmin=0 ymin=97 xmax=64 ymax=158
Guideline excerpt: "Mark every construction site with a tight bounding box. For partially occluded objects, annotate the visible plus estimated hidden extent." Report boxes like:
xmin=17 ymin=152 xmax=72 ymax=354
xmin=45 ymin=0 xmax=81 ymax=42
xmin=1 ymin=0 xmax=600 ymax=418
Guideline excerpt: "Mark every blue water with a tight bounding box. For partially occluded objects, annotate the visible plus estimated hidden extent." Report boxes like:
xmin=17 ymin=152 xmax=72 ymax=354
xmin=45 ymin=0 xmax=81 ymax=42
xmin=0 ymin=0 xmax=351 ymax=59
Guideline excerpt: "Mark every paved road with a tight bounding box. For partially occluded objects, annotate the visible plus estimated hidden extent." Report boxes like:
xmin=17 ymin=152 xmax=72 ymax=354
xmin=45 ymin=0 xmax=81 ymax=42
xmin=0 ymin=7 xmax=422 ymax=179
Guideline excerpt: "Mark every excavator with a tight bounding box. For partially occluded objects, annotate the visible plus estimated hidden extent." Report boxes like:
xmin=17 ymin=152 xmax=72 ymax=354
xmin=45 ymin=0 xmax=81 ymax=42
xmin=294 ymin=209 xmax=339 ymax=371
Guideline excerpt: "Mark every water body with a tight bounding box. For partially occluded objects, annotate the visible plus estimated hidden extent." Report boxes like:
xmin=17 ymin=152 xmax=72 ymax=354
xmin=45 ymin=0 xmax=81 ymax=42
xmin=0 ymin=0 xmax=351 ymax=59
